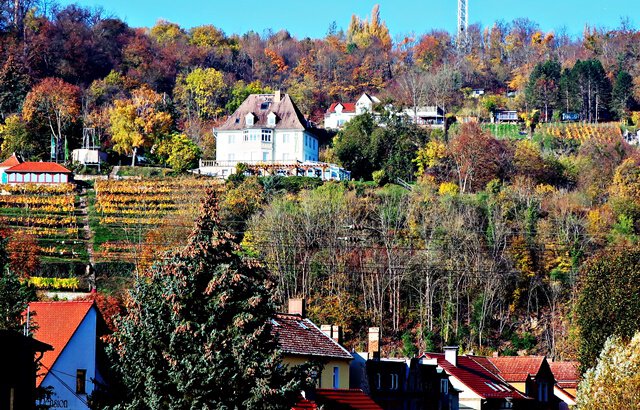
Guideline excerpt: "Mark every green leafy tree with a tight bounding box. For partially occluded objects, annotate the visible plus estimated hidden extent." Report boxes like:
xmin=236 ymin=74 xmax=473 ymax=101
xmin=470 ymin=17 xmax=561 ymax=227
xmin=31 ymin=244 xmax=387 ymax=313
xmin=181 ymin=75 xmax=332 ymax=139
xmin=0 ymin=114 xmax=37 ymax=158
xmin=0 ymin=55 xmax=31 ymax=118
xmin=577 ymin=247 xmax=640 ymax=371
xmin=332 ymin=113 xmax=378 ymax=180
xmin=226 ymin=80 xmax=272 ymax=114
xmin=105 ymin=189 xmax=309 ymax=409
xmin=157 ymin=133 xmax=201 ymax=172
xmin=577 ymin=332 xmax=640 ymax=409
xmin=572 ymin=59 xmax=611 ymax=122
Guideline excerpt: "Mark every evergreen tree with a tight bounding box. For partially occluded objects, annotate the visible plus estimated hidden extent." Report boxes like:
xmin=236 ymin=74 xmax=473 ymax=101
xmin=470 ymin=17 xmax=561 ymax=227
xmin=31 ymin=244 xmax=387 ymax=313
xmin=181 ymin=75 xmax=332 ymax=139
xmin=525 ymin=59 xmax=561 ymax=122
xmin=611 ymin=70 xmax=635 ymax=119
xmin=572 ymin=59 xmax=612 ymax=122
xmin=104 ymin=189 xmax=310 ymax=409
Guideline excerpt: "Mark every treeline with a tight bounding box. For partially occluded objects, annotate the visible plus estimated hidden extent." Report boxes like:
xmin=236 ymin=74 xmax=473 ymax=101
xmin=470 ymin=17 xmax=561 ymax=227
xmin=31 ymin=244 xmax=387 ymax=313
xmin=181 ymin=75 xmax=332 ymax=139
xmin=210 ymin=121 xmax=640 ymax=366
xmin=0 ymin=2 xmax=639 ymax=165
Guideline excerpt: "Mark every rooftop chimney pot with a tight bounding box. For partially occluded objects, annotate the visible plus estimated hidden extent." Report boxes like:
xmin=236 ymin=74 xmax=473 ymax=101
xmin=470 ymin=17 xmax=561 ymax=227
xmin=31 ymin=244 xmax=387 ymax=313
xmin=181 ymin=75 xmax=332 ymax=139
xmin=288 ymin=298 xmax=306 ymax=317
xmin=444 ymin=346 xmax=459 ymax=367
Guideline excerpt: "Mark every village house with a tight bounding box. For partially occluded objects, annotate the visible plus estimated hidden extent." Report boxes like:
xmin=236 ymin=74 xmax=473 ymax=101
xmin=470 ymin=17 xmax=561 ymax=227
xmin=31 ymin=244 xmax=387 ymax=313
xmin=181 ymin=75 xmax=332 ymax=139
xmin=0 ymin=154 xmax=73 ymax=185
xmin=324 ymin=93 xmax=380 ymax=129
xmin=350 ymin=328 xmax=459 ymax=410
xmin=201 ymin=91 xmax=350 ymax=180
xmin=29 ymin=301 xmax=106 ymax=410
xmin=493 ymin=110 xmax=519 ymax=123
xmin=549 ymin=361 xmax=579 ymax=409
xmin=475 ymin=355 xmax=557 ymax=410
xmin=422 ymin=347 xmax=531 ymax=410
xmin=275 ymin=299 xmax=353 ymax=390
xmin=0 ymin=330 xmax=52 ymax=410
xmin=402 ymin=106 xmax=446 ymax=128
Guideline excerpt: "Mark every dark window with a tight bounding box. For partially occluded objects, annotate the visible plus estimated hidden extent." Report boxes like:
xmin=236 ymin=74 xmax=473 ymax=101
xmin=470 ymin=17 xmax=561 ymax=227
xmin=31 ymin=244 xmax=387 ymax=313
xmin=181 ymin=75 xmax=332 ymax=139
xmin=260 ymin=102 xmax=271 ymax=110
xmin=76 ymin=369 xmax=87 ymax=394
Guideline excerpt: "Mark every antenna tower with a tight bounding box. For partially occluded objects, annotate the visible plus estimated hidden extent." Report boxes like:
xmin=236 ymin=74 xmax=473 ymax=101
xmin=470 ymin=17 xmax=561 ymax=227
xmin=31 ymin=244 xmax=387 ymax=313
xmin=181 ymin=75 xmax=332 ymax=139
xmin=457 ymin=0 xmax=468 ymax=48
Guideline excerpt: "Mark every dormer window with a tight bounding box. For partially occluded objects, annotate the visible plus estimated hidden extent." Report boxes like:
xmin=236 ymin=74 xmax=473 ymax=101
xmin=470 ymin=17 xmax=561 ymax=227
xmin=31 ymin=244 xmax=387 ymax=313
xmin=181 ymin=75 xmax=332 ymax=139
xmin=267 ymin=112 xmax=277 ymax=126
xmin=245 ymin=113 xmax=255 ymax=127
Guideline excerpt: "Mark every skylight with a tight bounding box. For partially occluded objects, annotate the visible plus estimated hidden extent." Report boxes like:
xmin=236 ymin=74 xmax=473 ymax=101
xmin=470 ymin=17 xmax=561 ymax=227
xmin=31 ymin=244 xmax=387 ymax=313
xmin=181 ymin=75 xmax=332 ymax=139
xmin=271 ymin=319 xmax=280 ymax=326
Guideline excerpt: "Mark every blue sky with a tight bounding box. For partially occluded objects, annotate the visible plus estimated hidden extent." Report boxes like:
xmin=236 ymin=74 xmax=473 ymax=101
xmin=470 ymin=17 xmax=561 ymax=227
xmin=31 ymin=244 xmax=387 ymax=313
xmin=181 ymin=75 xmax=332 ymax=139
xmin=58 ymin=0 xmax=635 ymax=39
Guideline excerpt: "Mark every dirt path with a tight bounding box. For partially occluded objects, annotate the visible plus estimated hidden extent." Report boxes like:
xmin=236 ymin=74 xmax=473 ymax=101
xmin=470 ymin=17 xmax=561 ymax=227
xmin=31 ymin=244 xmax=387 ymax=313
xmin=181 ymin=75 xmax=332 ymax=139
xmin=78 ymin=188 xmax=96 ymax=290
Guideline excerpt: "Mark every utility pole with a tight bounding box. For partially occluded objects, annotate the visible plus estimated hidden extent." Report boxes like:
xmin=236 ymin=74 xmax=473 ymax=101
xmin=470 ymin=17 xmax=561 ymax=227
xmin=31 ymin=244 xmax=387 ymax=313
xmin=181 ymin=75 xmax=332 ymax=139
xmin=457 ymin=0 xmax=469 ymax=50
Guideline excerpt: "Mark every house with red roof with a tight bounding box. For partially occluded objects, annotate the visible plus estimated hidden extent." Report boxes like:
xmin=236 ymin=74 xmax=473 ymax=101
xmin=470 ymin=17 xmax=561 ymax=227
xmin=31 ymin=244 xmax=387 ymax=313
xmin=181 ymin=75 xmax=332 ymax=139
xmin=29 ymin=301 xmax=105 ymax=410
xmin=479 ymin=355 xmax=557 ymax=410
xmin=3 ymin=159 xmax=73 ymax=185
xmin=274 ymin=299 xmax=353 ymax=390
xmin=324 ymin=93 xmax=380 ymax=129
xmin=422 ymin=347 xmax=532 ymax=410
xmin=0 ymin=153 xmax=23 ymax=184
xmin=549 ymin=361 xmax=579 ymax=409
xmin=292 ymin=388 xmax=383 ymax=409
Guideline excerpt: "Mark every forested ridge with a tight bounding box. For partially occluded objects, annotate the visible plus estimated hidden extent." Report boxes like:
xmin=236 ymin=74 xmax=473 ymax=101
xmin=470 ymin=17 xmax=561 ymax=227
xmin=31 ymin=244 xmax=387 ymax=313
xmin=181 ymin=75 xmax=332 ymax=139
xmin=2 ymin=1 xmax=640 ymax=369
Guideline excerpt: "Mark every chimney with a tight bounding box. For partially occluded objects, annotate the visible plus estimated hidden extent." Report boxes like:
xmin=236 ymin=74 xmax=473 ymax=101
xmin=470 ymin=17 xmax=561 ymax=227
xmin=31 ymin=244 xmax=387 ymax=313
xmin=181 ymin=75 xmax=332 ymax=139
xmin=368 ymin=327 xmax=380 ymax=360
xmin=331 ymin=325 xmax=342 ymax=344
xmin=320 ymin=325 xmax=332 ymax=337
xmin=492 ymin=351 xmax=499 ymax=358
xmin=274 ymin=90 xmax=281 ymax=103
xmin=444 ymin=346 xmax=458 ymax=367
xmin=288 ymin=298 xmax=306 ymax=317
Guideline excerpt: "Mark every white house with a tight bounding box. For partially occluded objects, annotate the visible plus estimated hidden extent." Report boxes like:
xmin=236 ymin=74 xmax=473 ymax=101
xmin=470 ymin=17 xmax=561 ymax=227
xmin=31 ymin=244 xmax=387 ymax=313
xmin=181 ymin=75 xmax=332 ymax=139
xmin=324 ymin=93 xmax=380 ymax=129
xmin=211 ymin=91 xmax=318 ymax=175
xmin=402 ymin=106 xmax=445 ymax=128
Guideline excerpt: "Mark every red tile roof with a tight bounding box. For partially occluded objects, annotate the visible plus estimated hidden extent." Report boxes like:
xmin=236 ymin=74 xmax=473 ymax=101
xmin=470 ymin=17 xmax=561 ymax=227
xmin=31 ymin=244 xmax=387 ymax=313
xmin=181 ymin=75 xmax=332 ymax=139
xmin=28 ymin=301 xmax=94 ymax=386
xmin=327 ymin=102 xmax=356 ymax=113
xmin=0 ymin=153 xmax=22 ymax=168
xmin=316 ymin=389 xmax=382 ymax=409
xmin=485 ymin=356 xmax=547 ymax=382
xmin=423 ymin=353 xmax=530 ymax=400
xmin=272 ymin=314 xmax=352 ymax=360
xmin=549 ymin=361 xmax=580 ymax=389
xmin=6 ymin=162 xmax=72 ymax=173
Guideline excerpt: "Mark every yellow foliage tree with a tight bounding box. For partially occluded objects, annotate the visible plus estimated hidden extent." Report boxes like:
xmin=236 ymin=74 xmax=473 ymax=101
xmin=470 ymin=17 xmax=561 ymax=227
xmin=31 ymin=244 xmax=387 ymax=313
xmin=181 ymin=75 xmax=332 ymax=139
xmin=109 ymin=86 xmax=172 ymax=166
xmin=577 ymin=332 xmax=640 ymax=409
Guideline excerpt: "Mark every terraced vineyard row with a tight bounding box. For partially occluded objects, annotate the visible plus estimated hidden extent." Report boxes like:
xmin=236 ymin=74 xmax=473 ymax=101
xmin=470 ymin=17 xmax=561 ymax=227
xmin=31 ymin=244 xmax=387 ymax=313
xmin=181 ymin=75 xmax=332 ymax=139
xmin=92 ymin=177 xmax=220 ymax=262
xmin=0 ymin=183 xmax=86 ymax=262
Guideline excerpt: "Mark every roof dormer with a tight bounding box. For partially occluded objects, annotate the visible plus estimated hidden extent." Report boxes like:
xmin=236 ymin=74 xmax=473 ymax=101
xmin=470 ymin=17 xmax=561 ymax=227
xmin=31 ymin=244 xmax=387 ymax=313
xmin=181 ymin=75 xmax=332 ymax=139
xmin=245 ymin=112 xmax=255 ymax=127
xmin=335 ymin=103 xmax=344 ymax=114
xmin=267 ymin=112 xmax=277 ymax=126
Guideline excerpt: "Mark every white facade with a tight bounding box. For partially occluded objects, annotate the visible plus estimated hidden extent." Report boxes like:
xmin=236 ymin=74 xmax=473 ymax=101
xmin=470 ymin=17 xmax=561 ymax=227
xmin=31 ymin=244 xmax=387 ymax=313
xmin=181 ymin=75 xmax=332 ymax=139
xmin=216 ymin=129 xmax=318 ymax=164
xmin=324 ymin=93 xmax=380 ymax=129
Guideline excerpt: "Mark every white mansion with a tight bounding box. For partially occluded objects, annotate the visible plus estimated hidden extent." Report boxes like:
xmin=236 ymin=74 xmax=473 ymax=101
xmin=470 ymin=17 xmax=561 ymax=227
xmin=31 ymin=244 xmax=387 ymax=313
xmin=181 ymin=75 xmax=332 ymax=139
xmin=203 ymin=91 xmax=350 ymax=180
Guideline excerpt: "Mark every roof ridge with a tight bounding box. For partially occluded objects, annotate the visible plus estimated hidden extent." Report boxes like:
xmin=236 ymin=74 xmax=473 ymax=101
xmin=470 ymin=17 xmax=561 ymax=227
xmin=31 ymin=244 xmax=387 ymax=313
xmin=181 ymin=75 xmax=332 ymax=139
xmin=304 ymin=318 xmax=352 ymax=357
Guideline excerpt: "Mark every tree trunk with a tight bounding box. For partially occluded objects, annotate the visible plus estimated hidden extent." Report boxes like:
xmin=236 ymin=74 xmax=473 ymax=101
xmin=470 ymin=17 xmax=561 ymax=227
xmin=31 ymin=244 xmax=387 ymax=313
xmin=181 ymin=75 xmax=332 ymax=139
xmin=131 ymin=147 xmax=137 ymax=166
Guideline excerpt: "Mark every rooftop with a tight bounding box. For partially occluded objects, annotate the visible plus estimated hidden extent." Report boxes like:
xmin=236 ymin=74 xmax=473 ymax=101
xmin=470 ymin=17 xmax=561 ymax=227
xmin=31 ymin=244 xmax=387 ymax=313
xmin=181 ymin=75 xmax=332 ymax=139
xmin=484 ymin=355 xmax=547 ymax=383
xmin=272 ymin=313 xmax=352 ymax=360
xmin=549 ymin=361 xmax=580 ymax=389
xmin=6 ymin=162 xmax=72 ymax=173
xmin=423 ymin=353 xmax=530 ymax=400
xmin=0 ymin=153 xmax=22 ymax=168
xmin=28 ymin=301 xmax=94 ymax=386
xmin=218 ymin=93 xmax=310 ymax=131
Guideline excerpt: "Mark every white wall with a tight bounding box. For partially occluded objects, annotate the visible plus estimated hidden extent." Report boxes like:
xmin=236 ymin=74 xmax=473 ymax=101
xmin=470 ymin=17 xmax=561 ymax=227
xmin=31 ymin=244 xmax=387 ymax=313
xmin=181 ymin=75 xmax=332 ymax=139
xmin=216 ymin=129 xmax=318 ymax=163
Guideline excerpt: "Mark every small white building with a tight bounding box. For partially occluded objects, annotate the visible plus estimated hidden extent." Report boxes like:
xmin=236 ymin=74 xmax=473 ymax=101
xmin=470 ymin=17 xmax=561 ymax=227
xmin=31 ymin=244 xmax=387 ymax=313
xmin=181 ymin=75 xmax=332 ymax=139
xmin=403 ymin=106 xmax=445 ymax=128
xmin=324 ymin=93 xmax=380 ymax=129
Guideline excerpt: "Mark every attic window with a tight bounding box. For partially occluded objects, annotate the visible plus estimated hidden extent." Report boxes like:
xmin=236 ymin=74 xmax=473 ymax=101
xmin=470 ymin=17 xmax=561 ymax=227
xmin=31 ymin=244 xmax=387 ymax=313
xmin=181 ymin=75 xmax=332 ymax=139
xmin=485 ymin=382 xmax=498 ymax=392
xmin=297 ymin=321 xmax=308 ymax=330
xmin=235 ymin=118 xmax=240 ymax=124
xmin=271 ymin=319 xmax=280 ymax=327
xmin=260 ymin=102 xmax=271 ymax=110
xmin=267 ymin=112 xmax=277 ymax=126
xmin=245 ymin=113 xmax=254 ymax=126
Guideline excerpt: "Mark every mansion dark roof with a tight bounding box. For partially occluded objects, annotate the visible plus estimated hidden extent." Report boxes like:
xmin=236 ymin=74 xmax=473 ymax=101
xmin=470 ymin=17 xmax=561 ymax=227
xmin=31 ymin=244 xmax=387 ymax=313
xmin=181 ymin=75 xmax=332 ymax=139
xmin=271 ymin=313 xmax=352 ymax=360
xmin=219 ymin=93 xmax=310 ymax=131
